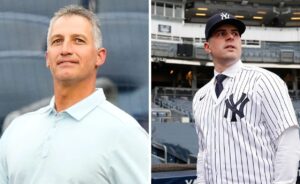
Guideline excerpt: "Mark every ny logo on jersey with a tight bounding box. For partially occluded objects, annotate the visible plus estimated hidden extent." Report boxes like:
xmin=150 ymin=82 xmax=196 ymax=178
xmin=224 ymin=93 xmax=249 ymax=122
xmin=220 ymin=12 xmax=230 ymax=20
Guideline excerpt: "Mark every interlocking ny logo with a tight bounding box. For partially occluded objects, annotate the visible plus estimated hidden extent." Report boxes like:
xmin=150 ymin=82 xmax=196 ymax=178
xmin=220 ymin=12 xmax=230 ymax=20
xmin=224 ymin=93 xmax=249 ymax=122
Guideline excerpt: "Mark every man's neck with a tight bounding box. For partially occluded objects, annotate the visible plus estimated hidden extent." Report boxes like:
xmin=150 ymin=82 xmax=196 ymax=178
xmin=53 ymin=80 xmax=96 ymax=112
xmin=213 ymin=59 xmax=239 ymax=73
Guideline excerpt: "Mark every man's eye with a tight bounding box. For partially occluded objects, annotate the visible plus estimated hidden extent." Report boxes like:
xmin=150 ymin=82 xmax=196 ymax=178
xmin=75 ymin=38 xmax=85 ymax=44
xmin=232 ymin=32 xmax=239 ymax=37
xmin=216 ymin=31 xmax=226 ymax=37
xmin=52 ymin=39 xmax=62 ymax=45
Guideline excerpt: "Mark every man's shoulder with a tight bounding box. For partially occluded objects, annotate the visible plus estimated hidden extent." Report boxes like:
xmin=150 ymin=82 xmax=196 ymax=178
xmin=92 ymin=100 xmax=148 ymax=138
xmin=243 ymin=65 xmax=283 ymax=82
xmin=95 ymin=101 xmax=134 ymax=120
xmin=1 ymin=105 xmax=50 ymax=138
xmin=94 ymin=101 xmax=144 ymax=129
xmin=13 ymin=106 xmax=49 ymax=121
xmin=242 ymin=64 xmax=280 ymax=79
xmin=6 ymin=106 xmax=49 ymax=131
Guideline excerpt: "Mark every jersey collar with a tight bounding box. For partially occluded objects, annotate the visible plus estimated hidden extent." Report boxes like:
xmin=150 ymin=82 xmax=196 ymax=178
xmin=214 ymin=60 xmax=242 ymax=78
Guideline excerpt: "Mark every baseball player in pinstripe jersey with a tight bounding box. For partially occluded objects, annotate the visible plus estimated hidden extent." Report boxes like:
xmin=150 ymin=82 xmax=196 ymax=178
xmin=193 ymin=12 xmax=300 ymax=184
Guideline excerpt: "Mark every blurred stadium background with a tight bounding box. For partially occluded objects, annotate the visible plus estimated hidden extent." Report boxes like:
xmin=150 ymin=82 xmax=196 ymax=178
xmin=151 ymin=0 xmax=300 ymax=183
xmin=0 ymin=0 xmax=149 ymax=134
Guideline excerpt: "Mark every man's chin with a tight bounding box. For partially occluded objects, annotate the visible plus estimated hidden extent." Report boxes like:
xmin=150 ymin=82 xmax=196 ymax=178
xmin=223 ymin=54 xmax=240 ymax=62
xmin=54 ymin=73 xmax=76 ymax=83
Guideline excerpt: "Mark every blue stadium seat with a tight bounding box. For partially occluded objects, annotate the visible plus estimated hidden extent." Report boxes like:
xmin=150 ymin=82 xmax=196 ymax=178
xmin=0 ymin=0 xmax=80 ymax=17
xmin=152 ymin=42 xmax=178 ymax=58
xmin=97 ymin=13 xmax=148 ymax=84
xmin=97 ymin=12 xmax=148 ymax=86
xmin=96 ymin=0 xmax=148 ymax=13
xmin=0 ymin=12 xmax=49 ymax=51
xmin=0 ymin=51 xmax=53 ymax=122
xmin=152 ymin=122 xmax=198 ymax=163
xmin=97 ymin=12 xmax=148 ymax=124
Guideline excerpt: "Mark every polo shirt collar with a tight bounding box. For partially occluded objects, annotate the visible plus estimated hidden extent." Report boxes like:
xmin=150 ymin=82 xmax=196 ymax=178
xmin=46 ymin=88 xmax=106 ymax=121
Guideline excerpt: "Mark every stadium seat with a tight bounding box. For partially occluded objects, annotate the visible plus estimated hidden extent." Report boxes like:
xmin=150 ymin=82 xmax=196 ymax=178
xmin=152 ymin=42 xmax=178 ymax=58
xmin=0 ymin=12 xmax=49 ymax=51
xmin=96 ymin=0 xmax=148 ymax=13
xmin=97 ymin=12 xmax=148 ymax=85
xmin=0 ymin=0 xmax=80 ymax=17
xmin=0 ymin=51 xmax=53 ymax=124
xmin=97 ymin=12 xmax=149 ymax=124
xmin=152 ymin=122 xmax=198 ymax=163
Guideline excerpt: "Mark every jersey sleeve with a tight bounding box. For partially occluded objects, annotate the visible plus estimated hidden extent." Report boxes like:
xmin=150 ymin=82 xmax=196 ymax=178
xmin=256 ymin=72 xmax=299 ymax=142
xmin=273 ymin=127 xmax=300 ymax=183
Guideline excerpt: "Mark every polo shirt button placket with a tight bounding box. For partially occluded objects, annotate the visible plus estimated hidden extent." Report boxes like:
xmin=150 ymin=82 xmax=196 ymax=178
xmin=41 ymin=113 xmax=60 ymax=159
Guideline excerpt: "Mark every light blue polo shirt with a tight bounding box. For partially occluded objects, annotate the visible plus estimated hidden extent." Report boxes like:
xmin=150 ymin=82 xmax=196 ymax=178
xmin=0 ymin=89 xmax=149 ymax=184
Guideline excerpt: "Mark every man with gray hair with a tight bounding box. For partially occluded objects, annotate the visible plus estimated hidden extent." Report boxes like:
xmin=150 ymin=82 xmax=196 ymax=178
xmin=0 ymin=5 xmax=149 ymax=184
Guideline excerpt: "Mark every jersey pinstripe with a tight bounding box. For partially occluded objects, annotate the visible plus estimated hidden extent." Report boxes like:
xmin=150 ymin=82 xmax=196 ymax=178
xmin=193 ymin=62 xmax=299 ymax=184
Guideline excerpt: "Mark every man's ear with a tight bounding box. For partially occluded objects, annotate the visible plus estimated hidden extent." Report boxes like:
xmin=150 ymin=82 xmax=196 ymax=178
xmin=204 ymin=42 xmax=211 ymax=54
xmin=95 ymin=48 xmax=106 ymax=68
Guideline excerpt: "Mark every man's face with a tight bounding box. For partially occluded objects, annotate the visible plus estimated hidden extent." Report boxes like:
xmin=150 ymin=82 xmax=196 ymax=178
xmin=204 ymin=24 xmax=242 ymax=63
xmin=46 ymin=15 xmax=106 ymax=84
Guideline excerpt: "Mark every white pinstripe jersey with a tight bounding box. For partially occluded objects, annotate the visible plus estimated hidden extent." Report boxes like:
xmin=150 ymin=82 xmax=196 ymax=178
xmin=193 ymin=61 xmax=299 ymax=184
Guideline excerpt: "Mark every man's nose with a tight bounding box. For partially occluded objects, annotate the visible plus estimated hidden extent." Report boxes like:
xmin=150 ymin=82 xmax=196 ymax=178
xmin=225 ymin=32 xmax=235 ymax=40
xmin=61 ymin=41 xmax=73 ymax=55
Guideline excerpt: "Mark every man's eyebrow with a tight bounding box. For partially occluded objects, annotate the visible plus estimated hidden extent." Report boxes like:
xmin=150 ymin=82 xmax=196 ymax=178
xmin=72 ymin=34 xmax=88 ymax=39
xmin=50 ymin=34 xmax=88 ymax=39
xmin=50 ymin=34 xmax=63 ymax=40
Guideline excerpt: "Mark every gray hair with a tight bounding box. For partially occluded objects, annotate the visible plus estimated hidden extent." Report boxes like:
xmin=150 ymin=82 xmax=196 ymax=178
xmin=47 ymin=5 xmax=102 ymax=48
